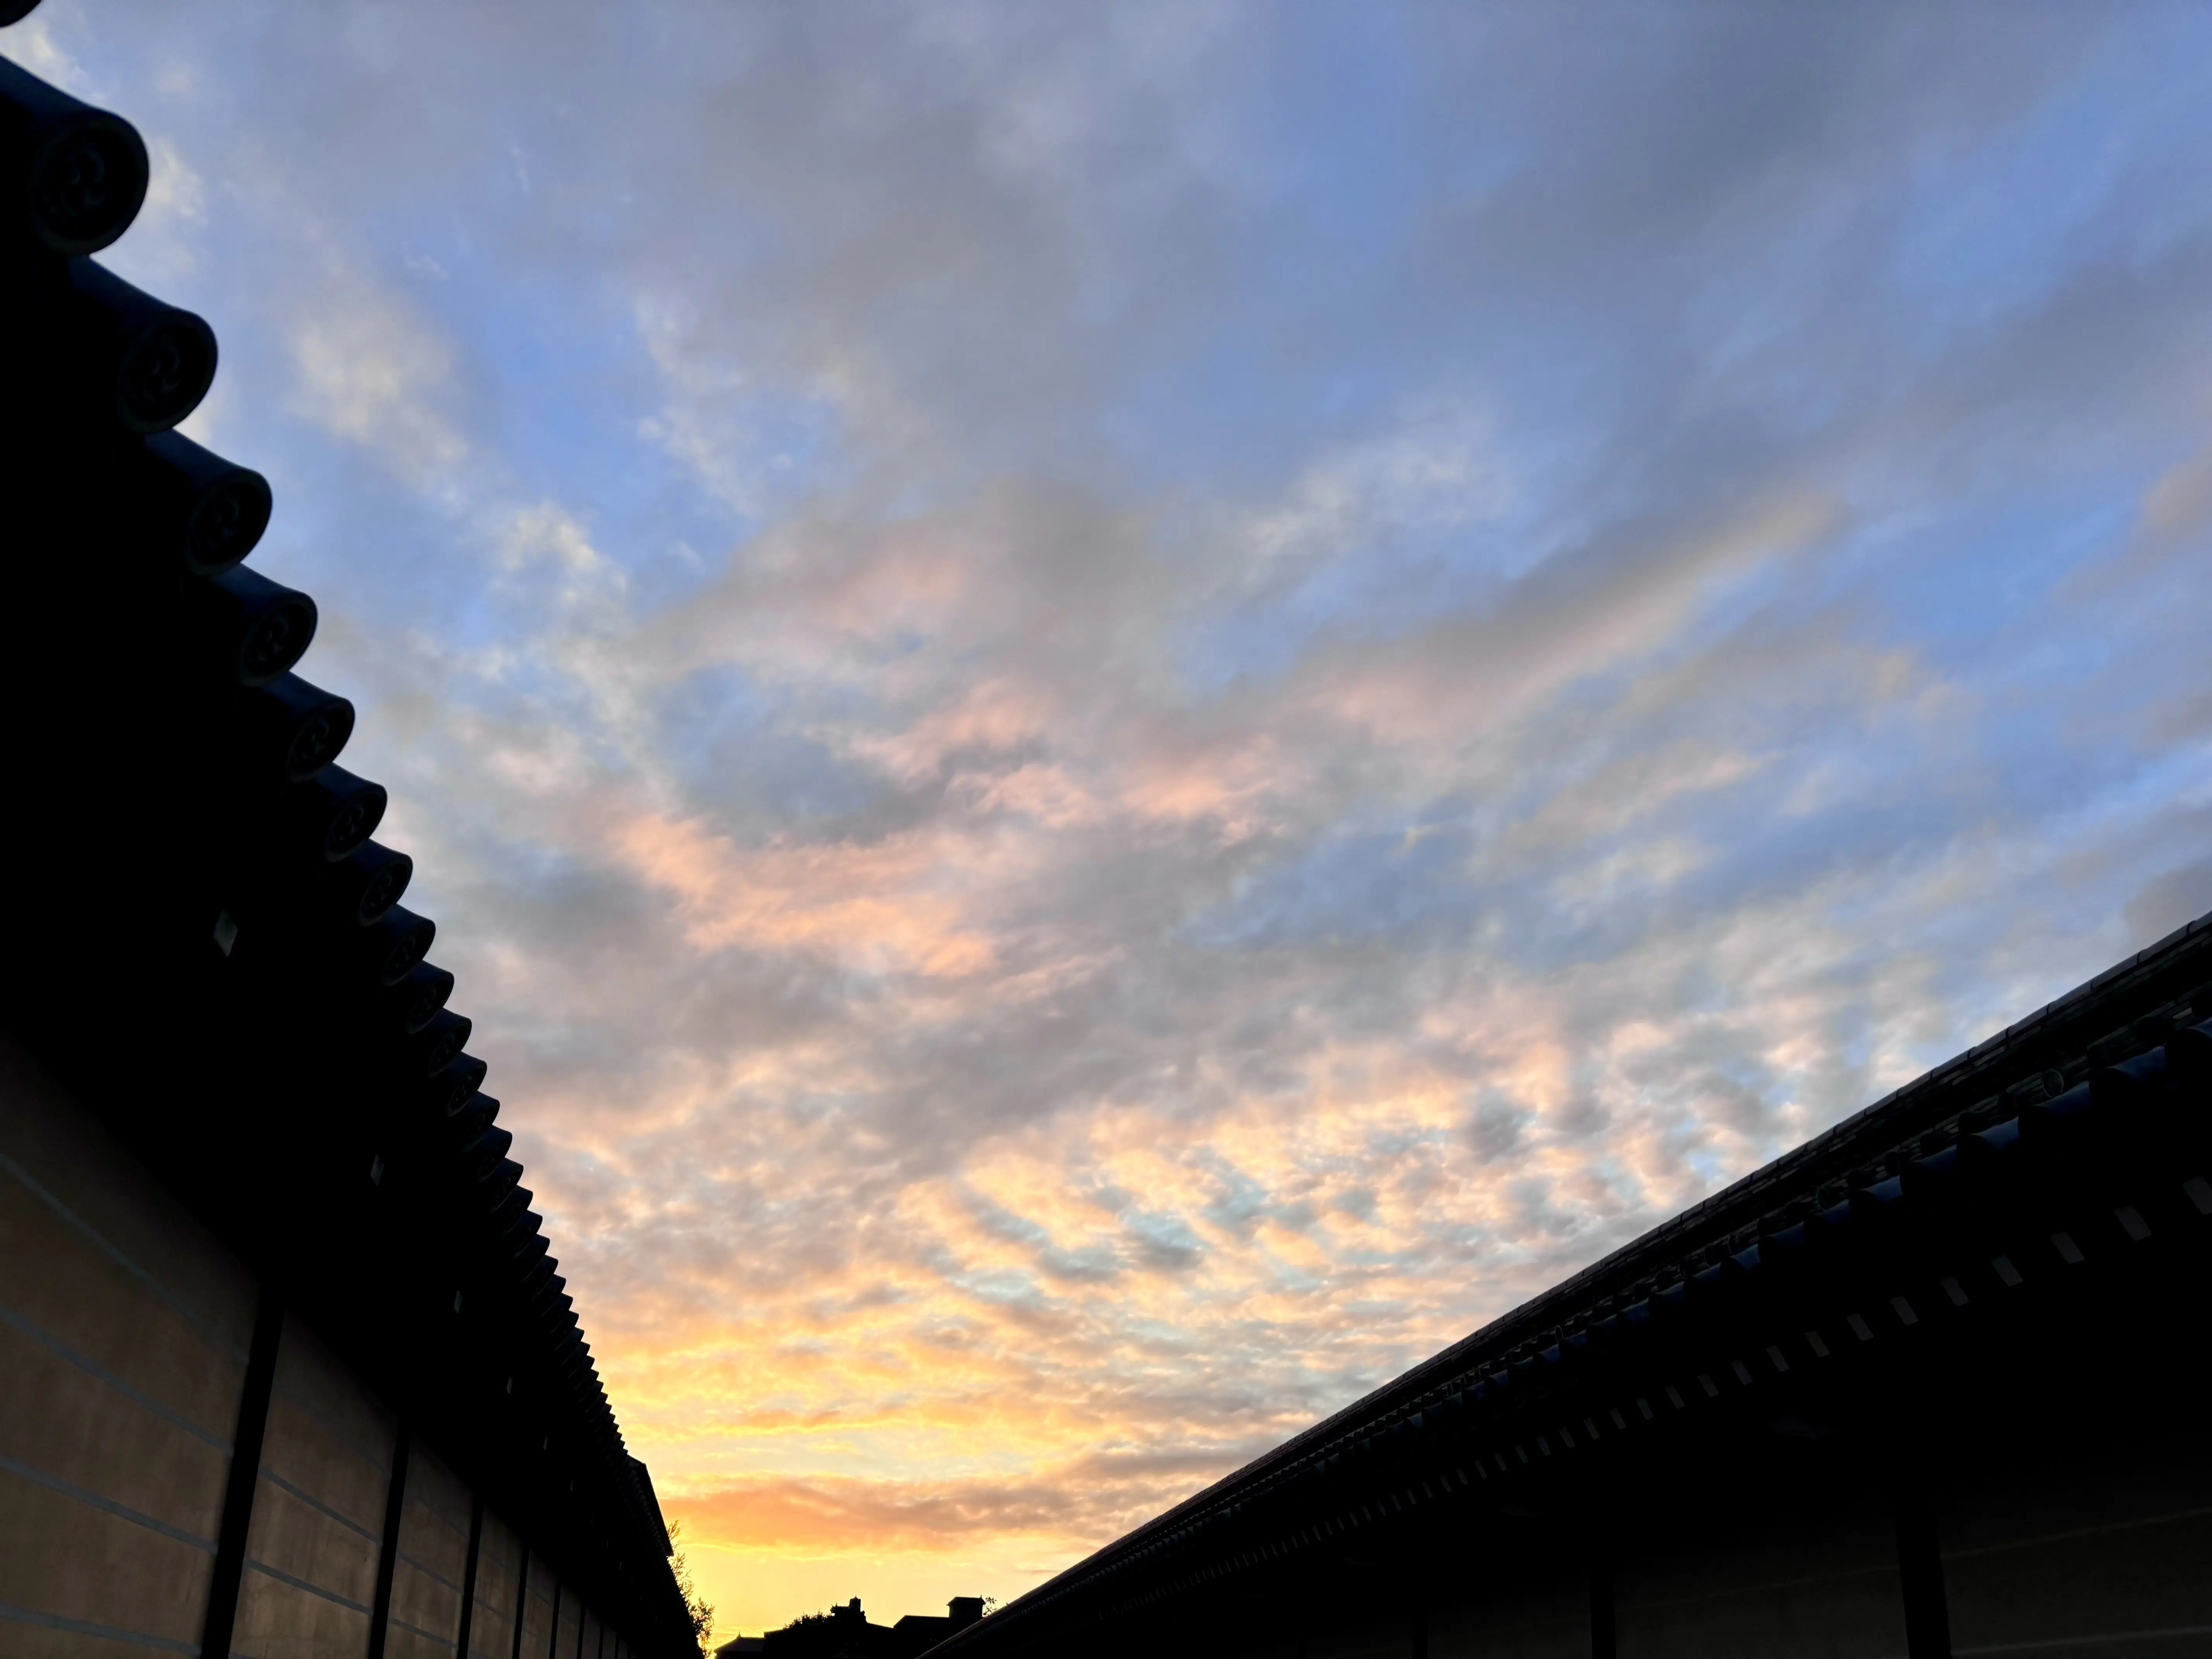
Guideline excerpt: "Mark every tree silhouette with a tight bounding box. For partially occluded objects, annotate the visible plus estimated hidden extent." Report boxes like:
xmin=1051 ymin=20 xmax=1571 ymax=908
xmin=667 ymin=1522 xmax=714 ymax=1655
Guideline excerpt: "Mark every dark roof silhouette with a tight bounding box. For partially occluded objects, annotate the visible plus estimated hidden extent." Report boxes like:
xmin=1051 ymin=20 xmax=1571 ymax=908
xmin=1 ymin=32 xmax=692 ymax=1656
xmin=761 ymin=1598 xmax=984 ymax=1659
xmin=927 ymin=913 xmax=2212 ymax=1655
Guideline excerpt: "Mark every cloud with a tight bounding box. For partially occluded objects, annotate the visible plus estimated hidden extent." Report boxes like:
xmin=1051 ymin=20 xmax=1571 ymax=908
xmin=2124 ymin=850 xmax=2212 ymax=951
xmin=40 ymin=0 xmax=2212 ymax=1638
xmin=606 ymin=809 xmax=996 ymax=976
xmin=282 ymin=244 xmax=469 ymax=488
xmin=675 ymin=1437 xmax=1270 ymax=1562
xmin=682 ymin=1474 xmax=1093 ymax=1557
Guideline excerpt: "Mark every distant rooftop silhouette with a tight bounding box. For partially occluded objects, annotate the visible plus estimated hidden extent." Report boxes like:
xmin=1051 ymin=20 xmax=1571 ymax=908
xmin=754 ymin=1595 xmax=984 ymax=1659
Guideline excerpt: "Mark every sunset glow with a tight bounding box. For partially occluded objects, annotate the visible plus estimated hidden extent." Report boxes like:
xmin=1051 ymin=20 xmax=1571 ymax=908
xmin=23 ymin=3 xmax=2212 ymax=1642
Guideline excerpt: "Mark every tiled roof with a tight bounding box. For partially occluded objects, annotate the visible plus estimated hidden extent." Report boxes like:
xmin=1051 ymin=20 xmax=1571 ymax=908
xmin=1 ymin=41 xmax=693 ymax=1657
xmin=932 ymin=913 xmax=2212 ymax=1653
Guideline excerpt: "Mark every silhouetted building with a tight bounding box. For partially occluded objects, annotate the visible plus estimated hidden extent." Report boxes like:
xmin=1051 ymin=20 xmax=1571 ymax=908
xmin=932 ymin=917 xmax=2212 ymax=1657
xmin=761 ymin=1598 xmax=986 ymax=1659
xmin=0 ymin=19 xmax=692 ymax=1659
xmin=891 ymin=1597 xmax=986 ymax=1652
xmin=763 ymin=1599 xmax=883 ymax=1659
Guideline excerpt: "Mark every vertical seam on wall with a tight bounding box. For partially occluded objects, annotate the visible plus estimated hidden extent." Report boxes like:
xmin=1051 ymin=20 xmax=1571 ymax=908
xmin=456 ymin=1493 xmax=485 ymax=1659
xmin=1590 ymin=1542 xmax=1618 ymax=1659
xmin=368 ymin=1424 xmax=414 ymax=1659
xmin=548 ymin=1574 xmax=562 ymax=1659
xmin=509 ymin=1548 xmax=532 ymax=1659
xmin=1896 ymin=1486 xmax=1954 ymax=1659
xmin=200 ymin=1284 xmax=284 ymax=1659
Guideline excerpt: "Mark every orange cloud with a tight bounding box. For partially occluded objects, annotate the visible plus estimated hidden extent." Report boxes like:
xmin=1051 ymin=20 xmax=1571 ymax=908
xmin=678 ymin=1472 xmax=1113 ymax=1557
xmin=608 ymin=810 xmax=997 ymax=976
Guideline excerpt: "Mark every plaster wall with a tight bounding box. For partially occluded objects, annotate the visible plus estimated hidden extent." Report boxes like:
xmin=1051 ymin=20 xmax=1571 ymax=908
xmin=1612 ymin=1497 xmax=1907 ymax=1659
xmin=236 ymin=1316 xmax=397 ymax=1658
xmin=556 ymin=1585 xmax=581 ymax=1659
xmin=0 ymin=1037 xmax=656 ymax=1659
xmin=1309 ymin=1622 xmax=1416 ymax=1659
xmin=389 ymin=1441 xmax=473 ymax=1658
xmin=1942 ymin=1439 xmax=2212 ymax=1656
xmin=468 ymin=1510 xmax=527 ymax=1659
xmin=519 ymin=1554 xmax=558 ymax=1659
xmin=1430 ymin=1563 xmax=1587 ymax=1659
xmin=0 ymin=1035 xmax=255 ymax=1658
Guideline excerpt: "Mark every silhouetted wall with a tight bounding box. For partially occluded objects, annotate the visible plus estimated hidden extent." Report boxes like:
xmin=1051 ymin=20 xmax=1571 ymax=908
xmin=1206 ymin=1452 xmax=2212 ymax=1659
xmin=239 ymin=1317 xmax=391 ymax=1654
xmin=560 ymin=1572 xmax=586 ymax=1657
xmin=522 ymin=1547 xmax=561 ymax=1659
xmin=1429 ymin=1564 xmax=1585 ymax=1659
xmin=0 ymin=1033 xmax=254 ymax=1654
xmin=1609 ymin=1498 xmax=1905 ymax=1658
xmin=389 ymin=1443 xmax=473 ymax=1656
xmin=0 ymin=1034 xmax=636 ymax=1659
xmin=469 ymin=1511 xmax=529 ymax=1659
xmin=1939 ymin=1438 xmax=2212 ymax=1654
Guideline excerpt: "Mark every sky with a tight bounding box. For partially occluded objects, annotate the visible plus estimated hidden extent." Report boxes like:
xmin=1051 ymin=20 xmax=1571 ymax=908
xmin=17 ymin=0 xmax=2212 ymax=1641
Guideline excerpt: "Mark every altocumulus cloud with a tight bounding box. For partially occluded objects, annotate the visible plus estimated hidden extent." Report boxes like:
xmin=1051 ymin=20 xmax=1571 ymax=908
xmin=23 ymin=0 xmax=2212 ymax=1637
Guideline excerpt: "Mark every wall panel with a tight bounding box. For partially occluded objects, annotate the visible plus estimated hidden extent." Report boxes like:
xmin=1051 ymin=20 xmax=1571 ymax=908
xmin=555 ymin=1586 xmax=581 ymax=1659
xmin=467 ymin=1510 xmax=527 ymax=1659
xmin=1430 ymin=1565 xmax=1588 ymax=1659
xmin=1943 ymin=1439 xmax=2212 ymax=1656
xmin=0 ymin=1035 xmax=255 ymax=1657
xmin=1311 ymin=1620 xmax=1418 ymax=1659
xmin=388 ymin=1441 xmax=473 ymax=1657
xmin=519 ymin=1555 xmax=558 ymax=1659
xmin=1614 ymin=1499 xmax=1904 ymax=1659
xmin=234 ymin=1318 xmax=397 ymax=1658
